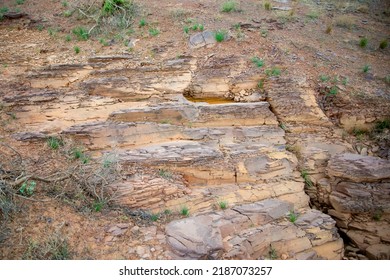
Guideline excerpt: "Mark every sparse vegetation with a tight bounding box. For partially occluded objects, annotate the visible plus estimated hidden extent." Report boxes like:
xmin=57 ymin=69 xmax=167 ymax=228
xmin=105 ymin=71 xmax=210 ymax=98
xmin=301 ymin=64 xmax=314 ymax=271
xmin=268 ymin=245 xmax=278 ymax=259
xmin=362 ymin=64 xmax=370 ymax=73
xmin=221 ymin=1 xmax=237 ymax=13
xmin=319 ymin=75 xmax=330 ymax=82
xmin=334 ymin=15 xmax=355 ymax=29
xmin=288 ymin=210 xmax=298 ymax=223
xmin=359 ymin=37 xmax=368 ymax=48
xmin=72 ymin=27 xmax=89 ymax=41
xmin=264 ymin=2 xmax=271 ymax=11
xmin=158 ymin=169 xmax=172 ymax=179
xmin=257 ymin=79 xmax=264 ymax=89
xmin=148 ymin=28 xmax=160 ymax=36
xmin=218 ymin=200 xmax=228 ymax=210
xmin=19 ymin=180 xmax=36 ymax=197
xmin=47 ymin=136 xmax=63 ymax=150
xmin=328 ymin=86 xmax=338 ymax=96
xmin=65 ymin=35 xmax=71 ymax=42
xmin=63 ymin=10 xmax=72 ymax=17
xmin=74 ymin=46 xmax=80 ymax=54
xmin=139 ymin=18 xmax=147 ymax=27
xmin=326 ymin=24 xmax=332 ymax=34
xmin=379 ymin=39 xmax=388 ymax=49
xmin=251 ymin=56 xmax=265 ymax=68
xmin=265 ymin=67 xmax=281 ymax=76
xmin=301 ymin=170 xmax=313 ymax=188
xmin=180 ymin=205 xmax=190 ymax=217
xmin=215 ymin=30 xmax=226 ymax=42
xmin=373 ymin=209 xmax=383 ymax=221
xmin=23 ymin=234 xmax=71 ymax=260
xmin=150 ymin=213 xmax=159 ymax=222
xmin=16 ymin=0 xmax=25 ymax=5
xmin=306 ymin=11 xmax=319 ymax=20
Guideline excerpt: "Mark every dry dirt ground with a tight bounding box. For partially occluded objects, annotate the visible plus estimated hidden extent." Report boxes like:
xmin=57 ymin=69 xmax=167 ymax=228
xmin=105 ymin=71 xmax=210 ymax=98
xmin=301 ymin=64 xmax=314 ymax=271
xmin=0 ymin=0 xmax=389 ymax=259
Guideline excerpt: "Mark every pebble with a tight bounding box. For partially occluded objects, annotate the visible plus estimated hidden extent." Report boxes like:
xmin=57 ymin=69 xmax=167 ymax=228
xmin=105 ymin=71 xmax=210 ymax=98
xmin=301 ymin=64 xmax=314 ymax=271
xmin=131 ymin=226 xmax=140 ymax=234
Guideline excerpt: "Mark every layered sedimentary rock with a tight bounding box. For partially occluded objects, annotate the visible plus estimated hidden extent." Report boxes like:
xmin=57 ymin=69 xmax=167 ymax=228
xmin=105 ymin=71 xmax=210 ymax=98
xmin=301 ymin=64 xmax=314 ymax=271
xmin=3 ymin=54 xmax=344 ymax=260
xmin=327 ymin=153 xmax=390 ymax=259
xmin=166 ymin=199 xmax=343 ymax=260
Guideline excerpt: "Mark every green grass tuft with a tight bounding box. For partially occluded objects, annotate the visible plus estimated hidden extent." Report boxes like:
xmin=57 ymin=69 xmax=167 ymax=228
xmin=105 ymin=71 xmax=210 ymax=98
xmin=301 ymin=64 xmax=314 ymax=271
xmin=288 ymin=211 xmax=298 ymax=223
xmin=215 ymin=30 xmax=226 ymax=42
xmin=149 ymin=28 xmax=160 ymax=36
xmin=251 ymin=56 xmax=264 ymax=68
xmin=359 ymin=37 xmax=368 ymax=48
xmin=221 ymin=1 xmax=237 ymax=13
xmin=379 ymin=39 xmax=388 ymax=49
xmin=47 ymin=136 xmax=63 ymax=150
xmin=72 ymin=27 xmax=89 ymax=41
xmin=180 ymin=205 xmax=190 ymax=217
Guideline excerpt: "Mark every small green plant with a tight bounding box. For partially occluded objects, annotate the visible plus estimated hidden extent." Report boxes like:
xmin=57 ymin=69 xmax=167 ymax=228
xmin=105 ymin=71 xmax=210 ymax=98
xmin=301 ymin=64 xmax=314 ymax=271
xmin=373 ymin=209 xmax=383 ymax=221
xmin=72 ymin=27 xmax=89 ymax=41
xmin=373 ymin=119 xmax=390 ymax=133
xmin=301 ymin=170 xmax=313 ymax=188
xmin=221 ymin=1 xmax=236 ymax=13
xmin=180 ymin=205 xmax=190 ymax=217
xmin=139 ymin=18 xmax=147 ymax=27
xmin=62 ymin=1 xmax=68 ymax=7
xmin=261 ymin=29 xmax=268 ymax=38
xmin=257 ymin=79 xmax=264 ymax=89
xmin=71 ymin=147 xmax=89 ymax=163
xmin=279 ymin=123 xmax=288 ymax=131
xmin=379 ymin=39 xmax=388 ymax=49
xmin=264 ymin=2 xmax=271 ymax=11
xmin=149 ymin=28 xmax=160 ymax=36
xmin=183 ymin=26 xmax=189 ymax=34
xmin=265 ymin=67 xmax=281 ymax=76
xmin=352 ymin=128 xmax=368 ymax=140
xmin=150 ymin=213 xmax=159 ymax=222
xmin=306 ymin=11 xmax=319 ymax=20
xmin=63 ymin=10 xmax=72 ymax=17
xmin=215 ymin=30 xmax=226 ymax=42
xmin=74 ymin=46 xmax=80 ymax=54
xmin=19 ymin=181 xmax=36 ymax=197
xmin=319 ymin=75 xmax=329 ymax=82
xmin=37 ymin=24 xmax=44 ymax=31
xmin=48 ymin=28 xmax=57 ymax=37
xmin=362 ymin=64 xmax=370 ymax=73
xmin=65 ymin=35 xmax=71 ymax=42
xmin=269 ymin=245 xmax=278 ymax=259
xmin=218 ymin=200 xmax=228 ymax=210
xmin=288 ymin=210 xmax=298 ymax=223
xmin=164 ymin=209 xmax=172 ymax=215
xmin=71 ymin=148 xmax=83 ymax=159
xmin=359 ymin=37 xmax=368 ymax=48
xmin=0 ymin=7 xmax=9 ymax=21
xmin=342 ymin=77 xmax=349 ymax=86
xmin=99 ymin=38 xmax=109 ymax=46
xmin=198 ymin=24 xmax=204 ymax=31
xmin=251 ymin=56 xmax=264 ymax=68
xmin=328 ymin=86 xmax=338 ymax=96
xmin=16 ymin=0 xmax=25 ymax=5
xmin=47 ymin=136 xmax=63 ymax=150
xmin=159 ymin=169 xmax=172 ymax=179
xmin=385 ymin=75 xmax=390 ymax=85
xmin=92 ymin=200 xmax=105 ymax=212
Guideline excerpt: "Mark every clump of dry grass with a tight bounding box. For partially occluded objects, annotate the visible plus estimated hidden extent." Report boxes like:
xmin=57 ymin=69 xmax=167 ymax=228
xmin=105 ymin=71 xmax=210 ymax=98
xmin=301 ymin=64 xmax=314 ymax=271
xmin=334 ymin=15 xmax=355 ymax=29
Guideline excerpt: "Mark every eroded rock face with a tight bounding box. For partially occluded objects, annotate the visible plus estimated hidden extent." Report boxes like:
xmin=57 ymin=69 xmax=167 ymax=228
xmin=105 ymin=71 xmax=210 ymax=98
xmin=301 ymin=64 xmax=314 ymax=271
xmin=326 ymin=153 xmax=390 ymax=259
xmin=166 ymin=199 xmax=343 ymax=260
xmin=3 ymin=54 xmax=344 ymax=260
